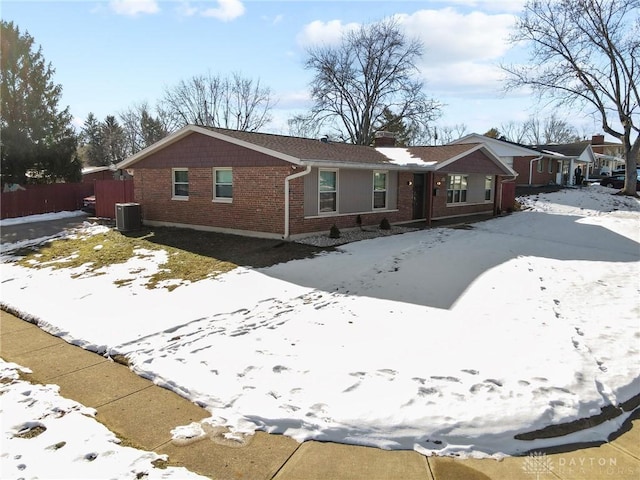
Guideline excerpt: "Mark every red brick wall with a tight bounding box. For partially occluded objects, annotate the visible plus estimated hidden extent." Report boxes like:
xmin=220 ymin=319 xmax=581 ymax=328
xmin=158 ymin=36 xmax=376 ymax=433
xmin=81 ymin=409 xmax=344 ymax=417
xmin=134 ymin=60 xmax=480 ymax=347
xmin=136 ymin=166 xmax=291 ymax=235
xmin=131 ymin=132 xmax=296 ymax=235
xmin=513 ymin=156 xmax=557 ymax=185
xmin=430 ymin=173 xmax=495 ymax=219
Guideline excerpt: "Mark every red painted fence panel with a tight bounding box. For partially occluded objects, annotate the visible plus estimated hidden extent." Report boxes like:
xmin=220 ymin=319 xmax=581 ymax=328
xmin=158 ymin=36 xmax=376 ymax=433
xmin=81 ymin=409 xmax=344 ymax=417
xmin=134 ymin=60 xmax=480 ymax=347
xmin=500 ymin=181 xmax=516 ymax=213
xmin=0 ymin=183 xmax=94 ymax=220
xmin=95 ymin=179 xmax=134 ymax=218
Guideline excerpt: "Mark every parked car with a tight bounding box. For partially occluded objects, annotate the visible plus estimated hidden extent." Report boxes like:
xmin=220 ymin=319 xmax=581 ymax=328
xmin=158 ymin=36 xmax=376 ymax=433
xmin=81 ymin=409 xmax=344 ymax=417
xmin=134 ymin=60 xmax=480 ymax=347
xmin=600 ymin=175 xmax=640 ymax=190
xmin=611 ymin=167 xmax=640 ymax=176
xmin=82 ymin=195 xmax=96 ymax=214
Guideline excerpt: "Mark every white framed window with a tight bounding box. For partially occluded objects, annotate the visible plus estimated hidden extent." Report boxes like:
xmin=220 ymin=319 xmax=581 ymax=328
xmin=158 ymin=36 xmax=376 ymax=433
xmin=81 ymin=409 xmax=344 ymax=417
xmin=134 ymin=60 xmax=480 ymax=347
xmin=319 ymin=169 xmax=338 ymax=213
xmin=172 ymin=168 xmax=189 ymax=199
xmin=373 ymin=171 xmax=388 ymax=209
xmin=485 ymin=175 xmax=493 ymax=201
xmin=537 ymin=159 xmax=544 ymax=173
xmin=213 ymin=168 xmax=233 ymax=202
xmin=447 ymin=174 xmax=468 ymax=204
xmin=548 ymin=159 xmax=554 ymax=174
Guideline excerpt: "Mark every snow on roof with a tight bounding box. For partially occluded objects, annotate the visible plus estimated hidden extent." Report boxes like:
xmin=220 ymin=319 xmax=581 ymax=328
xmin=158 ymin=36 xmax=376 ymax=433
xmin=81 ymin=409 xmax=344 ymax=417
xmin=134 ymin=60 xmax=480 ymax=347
xmin=375 ymin=147 xmax=437 ymax=167
xmin=82 ymin=165 xmax=115 ymax=174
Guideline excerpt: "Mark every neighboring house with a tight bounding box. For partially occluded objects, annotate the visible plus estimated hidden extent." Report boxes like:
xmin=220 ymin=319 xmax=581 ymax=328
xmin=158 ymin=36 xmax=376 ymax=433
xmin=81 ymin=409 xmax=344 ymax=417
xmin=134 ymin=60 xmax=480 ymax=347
xmin=533 ymin=142 xmax=596 ymax=185
xmin=588 ymin=134 xmax=625 ymax=175
xmin=452 ymin=134 xmax=591 ymax=186
xmin=117 ymin=125 xmax=516 ymax=239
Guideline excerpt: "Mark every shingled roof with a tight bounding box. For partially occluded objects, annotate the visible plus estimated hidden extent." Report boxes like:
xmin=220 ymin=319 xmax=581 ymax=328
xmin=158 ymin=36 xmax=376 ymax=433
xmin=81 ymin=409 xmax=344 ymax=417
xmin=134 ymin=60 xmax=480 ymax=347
xmin=533 ymin=142 xmax=590 ymax=157
xmin=202 ymin=127 xmax=392 ymax=165
xmin=119 ymin=125 xmax=512 ymax=174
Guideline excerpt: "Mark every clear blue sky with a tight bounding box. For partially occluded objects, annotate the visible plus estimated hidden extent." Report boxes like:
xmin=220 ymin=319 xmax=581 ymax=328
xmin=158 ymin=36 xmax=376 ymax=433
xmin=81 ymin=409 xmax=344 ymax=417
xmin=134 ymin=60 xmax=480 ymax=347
xmin=2 ymin=0 xmax=604 ymax=138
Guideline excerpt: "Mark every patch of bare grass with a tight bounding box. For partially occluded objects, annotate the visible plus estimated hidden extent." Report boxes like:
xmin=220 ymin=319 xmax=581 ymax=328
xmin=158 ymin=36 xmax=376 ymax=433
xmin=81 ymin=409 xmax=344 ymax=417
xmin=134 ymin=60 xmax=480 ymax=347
xmin=17 ymin=229 xmax=236 ymax=290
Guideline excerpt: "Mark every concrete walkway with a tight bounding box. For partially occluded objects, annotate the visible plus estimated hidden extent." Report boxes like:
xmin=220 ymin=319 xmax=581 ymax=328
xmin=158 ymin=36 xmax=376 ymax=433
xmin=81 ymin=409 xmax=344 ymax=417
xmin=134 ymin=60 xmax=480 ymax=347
xmin=1 ymin=309 xmax=639 ymax=480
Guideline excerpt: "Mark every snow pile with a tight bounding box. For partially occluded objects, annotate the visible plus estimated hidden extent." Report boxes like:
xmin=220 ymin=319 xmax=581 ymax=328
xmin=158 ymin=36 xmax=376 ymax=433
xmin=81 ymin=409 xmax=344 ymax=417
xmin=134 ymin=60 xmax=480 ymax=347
xmin=0 ymin=210 xmax=86 ymax=227
xmin=0 ymin=219 xmax=109 ymax=255
xmin=0 ymin=360 xmax=208 ymax=479
xmin=0 ymin=186 xmax=638 ymax=459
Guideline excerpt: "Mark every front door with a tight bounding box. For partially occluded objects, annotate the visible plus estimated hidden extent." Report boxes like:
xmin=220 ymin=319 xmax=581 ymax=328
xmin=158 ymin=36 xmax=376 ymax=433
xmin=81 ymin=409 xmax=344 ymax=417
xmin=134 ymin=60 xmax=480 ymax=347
xmin=412 ymin=173 xmax=426 ymax=220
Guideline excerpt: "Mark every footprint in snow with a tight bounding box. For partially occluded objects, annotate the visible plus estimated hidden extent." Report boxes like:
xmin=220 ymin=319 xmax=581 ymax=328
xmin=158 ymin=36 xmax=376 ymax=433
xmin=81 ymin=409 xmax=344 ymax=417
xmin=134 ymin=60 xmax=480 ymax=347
xmin=418 ymin=387 xmax=439 ymax=397
xmin=484 ymin=378 xmax=503 ymax=387
xmin=342 ymin=382 xmax=361 ymax=393
xmin=430 ymin=375 xmax=461 ymax=383
xmin=376 ymin=369 xmax=397 ymax=379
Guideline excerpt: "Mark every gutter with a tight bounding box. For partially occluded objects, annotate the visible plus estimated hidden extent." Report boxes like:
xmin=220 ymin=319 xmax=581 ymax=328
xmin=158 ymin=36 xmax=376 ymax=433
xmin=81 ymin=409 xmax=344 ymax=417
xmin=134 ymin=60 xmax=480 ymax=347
xmin=284 ymin=165 xmax=312 ymax=239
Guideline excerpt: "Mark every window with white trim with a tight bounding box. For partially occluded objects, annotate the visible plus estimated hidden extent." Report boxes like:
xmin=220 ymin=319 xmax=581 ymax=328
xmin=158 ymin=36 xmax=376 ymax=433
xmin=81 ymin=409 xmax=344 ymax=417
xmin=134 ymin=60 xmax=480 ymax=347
xmin=373 ymin=171 xmax=388 ymax=209
xmin=447 ymin=174 xmax=467 ymax=204
xmin=485 ymin=176 xmax=493 ymax=201
xmin=172 ymin=168 xmax=189 ymax=199
xmin=213 ymin=168 xmax=233 ymax=202
xmin=548 ymin=159 xmax=554 ymax=174
xmin=319 ymin=169 xmax=337 ymax=213
xmin=537 ymin=159 xmax=544 ymax=173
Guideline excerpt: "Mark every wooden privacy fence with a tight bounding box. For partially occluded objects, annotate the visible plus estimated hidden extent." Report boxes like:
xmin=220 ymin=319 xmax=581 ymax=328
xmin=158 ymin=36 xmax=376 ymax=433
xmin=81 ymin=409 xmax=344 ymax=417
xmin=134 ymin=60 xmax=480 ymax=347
xmin=500 ymin=181 xmax=516 ymax=213
xmin=95 ymin=179 xmax=134 ymax=218
xmin=1 ymin=183 xmax=94 ymax=220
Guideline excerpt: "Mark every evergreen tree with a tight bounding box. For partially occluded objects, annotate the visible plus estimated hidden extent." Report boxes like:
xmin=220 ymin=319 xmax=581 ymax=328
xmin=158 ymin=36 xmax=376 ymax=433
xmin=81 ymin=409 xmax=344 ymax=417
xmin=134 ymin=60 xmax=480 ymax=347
xmin=81 ymin=112 xmax=107 ymax=167
xmin=102 ymin=115 xmax=126 ymax=165
xmin=1 ymin=21 xmax=79 ymax=184
xmin=374 ymin=108 xmax=415 ymax=147
xmin=140 ymin=109 xmax=166 ymax=148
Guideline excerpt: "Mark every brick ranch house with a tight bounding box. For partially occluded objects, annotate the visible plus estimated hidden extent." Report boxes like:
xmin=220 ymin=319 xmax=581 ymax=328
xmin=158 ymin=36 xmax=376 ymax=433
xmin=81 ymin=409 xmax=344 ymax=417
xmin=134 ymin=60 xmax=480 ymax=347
xmin=117 ymin=125 xmax=517 ymax=239
xmin=452 ymin=133 xmax=594 ymax=186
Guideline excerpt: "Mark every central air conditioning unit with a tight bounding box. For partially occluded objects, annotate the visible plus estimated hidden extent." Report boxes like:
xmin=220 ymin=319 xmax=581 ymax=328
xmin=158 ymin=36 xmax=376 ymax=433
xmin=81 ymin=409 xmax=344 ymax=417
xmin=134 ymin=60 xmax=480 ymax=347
xmin=115 ymin=203 xmax=141 ymax=232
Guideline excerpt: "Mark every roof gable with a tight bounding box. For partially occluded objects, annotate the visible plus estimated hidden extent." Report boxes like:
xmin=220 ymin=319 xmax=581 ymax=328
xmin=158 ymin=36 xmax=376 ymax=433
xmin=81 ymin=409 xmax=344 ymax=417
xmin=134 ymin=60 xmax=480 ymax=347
xmin=376 ymin=143 xmax=516 ymax=176
xmin=535 ymin=142 xmax=596 ymax=163
xmin=117 ymin=125 xmax=513 ymax=175
xmin=451 ymin=133 xmax=548 ymax=157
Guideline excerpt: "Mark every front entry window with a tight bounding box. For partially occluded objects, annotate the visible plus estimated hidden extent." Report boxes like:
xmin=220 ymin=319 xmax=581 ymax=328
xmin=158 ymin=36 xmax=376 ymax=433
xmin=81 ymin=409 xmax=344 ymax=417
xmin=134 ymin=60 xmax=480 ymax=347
xmin=447 ymin=174 xmax=467 ymax=204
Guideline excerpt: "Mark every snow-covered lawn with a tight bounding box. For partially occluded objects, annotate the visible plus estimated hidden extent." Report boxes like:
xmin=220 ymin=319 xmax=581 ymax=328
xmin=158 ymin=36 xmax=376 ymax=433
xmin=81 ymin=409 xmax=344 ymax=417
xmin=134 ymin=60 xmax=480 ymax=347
xmin=0 ymin=360 xmax=208 ymax=479
xmin=1 ymin=186 xmax=639 ymax=467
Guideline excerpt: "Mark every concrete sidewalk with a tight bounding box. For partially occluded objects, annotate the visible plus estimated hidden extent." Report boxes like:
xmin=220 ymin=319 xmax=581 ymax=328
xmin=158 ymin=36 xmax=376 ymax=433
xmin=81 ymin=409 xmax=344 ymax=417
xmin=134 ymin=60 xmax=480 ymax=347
xmin=1 ymin=309 xmax=638 ymax=480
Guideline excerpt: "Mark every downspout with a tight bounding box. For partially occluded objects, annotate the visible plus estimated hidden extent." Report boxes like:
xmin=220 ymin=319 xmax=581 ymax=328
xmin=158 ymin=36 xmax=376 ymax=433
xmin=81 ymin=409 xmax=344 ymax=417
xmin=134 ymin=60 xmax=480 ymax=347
xmin=498 ymin=175 xmax=517 ymax=213
xmin=427 ymin=171 xmax=434 ymax=227
xmin=529 ymin=155 xmax=543 ymax=185
xmin=284 ymin=165 xmax=312 ymax=239
xmin=495 ymin=175 xmax=501 ymax=215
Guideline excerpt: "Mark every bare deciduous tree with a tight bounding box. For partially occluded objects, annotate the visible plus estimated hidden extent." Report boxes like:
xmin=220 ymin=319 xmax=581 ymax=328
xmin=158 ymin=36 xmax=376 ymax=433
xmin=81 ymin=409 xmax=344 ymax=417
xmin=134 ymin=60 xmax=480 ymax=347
xmin=503 ymin=0 xmax=639 ymax=194
xmin=161 ymin=72 xmax=274 ymax=132
xmin=304 ymin=17 xmax=441 ymax=146
xmin=499 ymin=121 xmax=529 ymax=144
xmin=119 ymin=102 xmax=171 ymax=155
xmin=287 ymin=114 xmax=324 ymax=139
xmin=501 ymin=114 xmax=579 ymax=145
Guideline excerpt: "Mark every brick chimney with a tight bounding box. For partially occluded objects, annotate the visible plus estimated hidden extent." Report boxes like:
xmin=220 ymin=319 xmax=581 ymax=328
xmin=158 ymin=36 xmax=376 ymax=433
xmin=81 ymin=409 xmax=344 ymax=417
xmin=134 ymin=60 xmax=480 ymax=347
xmin=373 ymin=131 xmax=396 ymax=147
xmin=591 ymin=134 xmax=605 ymax=145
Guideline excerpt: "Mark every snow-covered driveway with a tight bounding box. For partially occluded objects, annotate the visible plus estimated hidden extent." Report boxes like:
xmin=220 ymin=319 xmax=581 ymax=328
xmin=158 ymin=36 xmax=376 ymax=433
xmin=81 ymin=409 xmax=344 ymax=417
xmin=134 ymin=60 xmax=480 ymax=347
xmin=1 ymin=186 xmax=638 ymax=457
